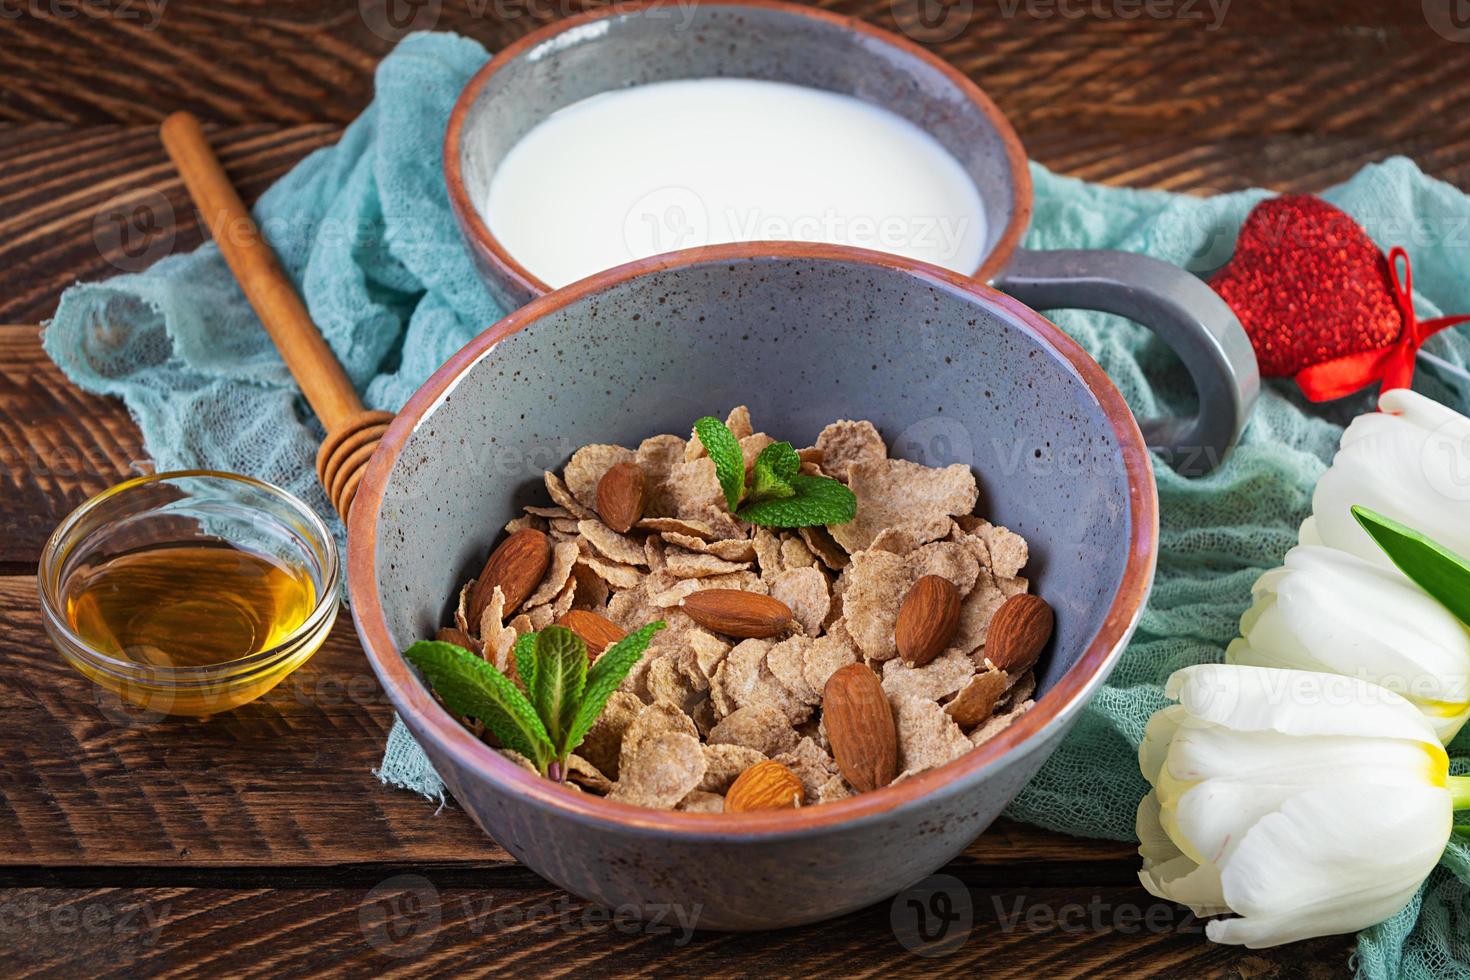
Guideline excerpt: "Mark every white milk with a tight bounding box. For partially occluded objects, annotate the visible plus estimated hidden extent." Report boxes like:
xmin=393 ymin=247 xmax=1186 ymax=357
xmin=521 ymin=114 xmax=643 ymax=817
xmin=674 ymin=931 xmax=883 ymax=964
xmin=480 ymin=78 xmax=987 ymax=288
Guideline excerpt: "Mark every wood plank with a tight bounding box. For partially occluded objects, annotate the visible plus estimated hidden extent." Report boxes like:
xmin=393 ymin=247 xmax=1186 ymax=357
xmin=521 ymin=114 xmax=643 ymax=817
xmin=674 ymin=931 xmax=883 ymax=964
xmin=0 ymin=574 xmax=1136 ymax=871
xmin=9 ymin=122 xmax=1470 ymax=325
xmin=0 ymin=884 xmax=1353 ymax=977
xmin=0 ymin=326 xmax=146 ymax=563
xmin=0 ymin=327 xmax=1134 ymax=872
xmin=0 ymin=124 xmax=340 ymax=325
xmin=3 ymin=3 xmax=1470 ymax=324
xmin=0 ymin=0 xmax=1459 ymax=132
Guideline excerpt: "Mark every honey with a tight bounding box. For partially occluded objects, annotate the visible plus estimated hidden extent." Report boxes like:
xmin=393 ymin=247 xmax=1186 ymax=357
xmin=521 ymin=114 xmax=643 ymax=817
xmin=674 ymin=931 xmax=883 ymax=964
xmin=59 ymin=542 xmax=329 ymax=717
xmin=65 ymin=544 xmax=317 ymax=668
xmin=41 ymin=471 xmax=340 ymax=719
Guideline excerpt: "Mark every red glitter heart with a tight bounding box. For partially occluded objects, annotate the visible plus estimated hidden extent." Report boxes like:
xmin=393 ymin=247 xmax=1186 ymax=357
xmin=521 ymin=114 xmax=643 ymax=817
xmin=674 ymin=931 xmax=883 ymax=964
xmin=1210 ymin=195 xmax=1403 ymax=378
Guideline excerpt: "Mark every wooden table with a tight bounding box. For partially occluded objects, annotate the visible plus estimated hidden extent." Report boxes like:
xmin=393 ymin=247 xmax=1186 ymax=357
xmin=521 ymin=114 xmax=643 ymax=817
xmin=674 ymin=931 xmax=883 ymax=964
xmin=4 ymin=0 xmax=1460 ymax=974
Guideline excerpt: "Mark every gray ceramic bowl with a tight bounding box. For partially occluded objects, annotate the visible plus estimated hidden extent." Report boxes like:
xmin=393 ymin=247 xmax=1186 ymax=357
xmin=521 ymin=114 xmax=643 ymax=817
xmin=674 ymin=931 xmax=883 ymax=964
xmin=445 ymin=0 xmax=1258 ymax=474
xmin=348 ymin=244 xmax=1158 ymax=930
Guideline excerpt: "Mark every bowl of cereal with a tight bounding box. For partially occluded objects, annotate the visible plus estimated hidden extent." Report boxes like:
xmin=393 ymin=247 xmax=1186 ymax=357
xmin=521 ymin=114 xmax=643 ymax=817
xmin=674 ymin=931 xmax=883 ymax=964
xmin=348 ymin=243 xmax=1157 ymax=930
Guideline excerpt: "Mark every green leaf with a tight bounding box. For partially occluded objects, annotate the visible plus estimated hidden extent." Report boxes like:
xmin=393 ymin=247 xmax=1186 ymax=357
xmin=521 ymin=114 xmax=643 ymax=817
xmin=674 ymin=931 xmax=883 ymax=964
xmin=747 ymin=441 xmax=800 ymax=504
xmin=737 ymin=474 xmax=857 ymax=528
xmin=404 ymin=640 xmax=553 ymax=772
xmin=563 ymin=621 xmax=666 ymax=756
xmin=531 ymin=626 xmax=589 ymax=757
xmin=513 ymin=630 xmax=539 ymax=694
xmin=1353 ymin=506 xmax=1470 ymax=627
xmin=694 ymin=416 xmax=745 ymax=510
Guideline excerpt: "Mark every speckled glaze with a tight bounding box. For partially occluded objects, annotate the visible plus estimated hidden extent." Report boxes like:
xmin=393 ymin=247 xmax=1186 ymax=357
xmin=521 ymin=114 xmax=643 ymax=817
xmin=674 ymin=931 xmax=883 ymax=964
xmin=445 ymin=0 xmax=1258 ymax=474
xmin=349 ymin=244 xmax=1158 ymax=930
xmin=446 ymin=0 xmax=1030 ymax=309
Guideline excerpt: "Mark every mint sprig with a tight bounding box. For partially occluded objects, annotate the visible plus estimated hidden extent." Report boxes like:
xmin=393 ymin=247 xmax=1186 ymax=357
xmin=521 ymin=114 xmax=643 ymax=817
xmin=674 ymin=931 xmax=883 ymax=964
xmin=738 ymin=474 xmax=858 ymax=527
xmin=694 ymin=416 xmax=745 ymax=509
xmin=566 ymin=622 xmax=665 ymax=753
xmin=748 ymin=441 xmax=800 ymax=503
xmin=405 ymin=621 xmax=664 ymax=778
xmin=403 ymin=640 xmax=554 ymax=772
xmin=693 ymin=416 xmax=856 ymax=528
xmin=1353 ymin=505 xmax=1470 ymax=626
xmin=531 ymin=627 xmax=587 ymax=752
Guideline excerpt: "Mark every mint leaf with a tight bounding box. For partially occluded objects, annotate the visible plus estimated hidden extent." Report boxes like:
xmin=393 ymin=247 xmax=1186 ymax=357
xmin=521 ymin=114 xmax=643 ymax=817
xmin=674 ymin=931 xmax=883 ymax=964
xmin=747 ymin=441 xmax=800 ymax=503
xmin=531 ymin=626 xmax=589 ymax=757
xmin=564 ymin=621 xmax=666 ymax=755
xmin=513 ymin=630 xmax=538 ymax=693
xmin=694 ymin=416 xmax=745 ymax=509
xmin=1353 ymin=506 xmax=1470 ymax=626
xmin=738 ymin=474 xmax=857 ymax=527
xmin=405 ymin=640 xmax=553 ymax=772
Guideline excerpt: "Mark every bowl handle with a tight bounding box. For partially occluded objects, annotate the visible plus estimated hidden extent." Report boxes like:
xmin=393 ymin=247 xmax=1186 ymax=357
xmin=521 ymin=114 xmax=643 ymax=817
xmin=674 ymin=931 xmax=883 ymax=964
xmin=992 ymin=247 xmax=1259 ymax=477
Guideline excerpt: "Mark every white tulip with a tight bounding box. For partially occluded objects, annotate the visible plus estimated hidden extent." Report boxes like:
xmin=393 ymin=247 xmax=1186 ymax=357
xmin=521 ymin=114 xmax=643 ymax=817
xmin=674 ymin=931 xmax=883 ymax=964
xmin=1227 ymin=544 xmax=1470 ymax=742
xmin=1303 ymin=388 xmax=1470 ymax=565
xmin=1137 ymin=664 xmax=1467 ymax=948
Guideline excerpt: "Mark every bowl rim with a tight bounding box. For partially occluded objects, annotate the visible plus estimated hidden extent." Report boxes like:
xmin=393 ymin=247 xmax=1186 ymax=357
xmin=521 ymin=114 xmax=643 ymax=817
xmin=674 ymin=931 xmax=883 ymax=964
xmin=348 ymin=241 xmax=1158 ymax=837
xmin=443 ymin=0 xmax=1034 ymax=301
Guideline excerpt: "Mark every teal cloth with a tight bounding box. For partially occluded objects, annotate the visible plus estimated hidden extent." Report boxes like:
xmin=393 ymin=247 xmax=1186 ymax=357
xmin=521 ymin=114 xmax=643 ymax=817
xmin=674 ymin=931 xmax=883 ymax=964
xmin=42 ymin=31 xmax=1470 ymax=976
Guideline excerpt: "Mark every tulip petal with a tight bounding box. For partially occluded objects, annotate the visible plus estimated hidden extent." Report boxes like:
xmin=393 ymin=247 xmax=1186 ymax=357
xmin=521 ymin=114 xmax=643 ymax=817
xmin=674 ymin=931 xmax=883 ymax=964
xmin=1165 ymin=665 xmax=1441 ymax=748
xmin=1139 ymin=705 xmax=1186 ymax=786
xmin=1298 ymin=516 xmax=1323 ymax=546
xmin=1206 ymin=879 xmax=1423 ymax=948
xmin=1231 ymin=547 xmax=1470 ymax=741
xmin=1165 ymin=727 xmax=1443 ymax=790
xmin=1136 ymin=794 xmax=1230 ymax=916
xmin=1166 ymin=732 xmax=1442 ymax=869
xmin=1314 ymin=390 xmax=1470 ymax=567
xmin=1206 ymin=783 xmax=1449 ymax=947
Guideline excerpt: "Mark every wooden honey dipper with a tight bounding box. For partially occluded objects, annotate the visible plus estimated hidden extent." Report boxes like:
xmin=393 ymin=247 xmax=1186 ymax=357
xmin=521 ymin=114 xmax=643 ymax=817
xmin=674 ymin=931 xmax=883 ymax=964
xmin=160 ymin=111 xmax=394 ymax=520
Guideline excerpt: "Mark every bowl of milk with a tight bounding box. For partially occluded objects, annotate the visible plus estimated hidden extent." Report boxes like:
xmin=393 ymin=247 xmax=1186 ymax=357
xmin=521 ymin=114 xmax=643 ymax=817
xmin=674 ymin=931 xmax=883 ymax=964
xmin=444 ymin=0 xmax=1257 ymax=475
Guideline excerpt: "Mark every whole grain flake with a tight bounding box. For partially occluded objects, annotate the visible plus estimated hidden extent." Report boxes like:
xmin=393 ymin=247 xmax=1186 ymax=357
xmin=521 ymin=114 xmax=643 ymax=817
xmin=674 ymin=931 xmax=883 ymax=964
xmin=415 ymin=407 xmax=1050 ymax=813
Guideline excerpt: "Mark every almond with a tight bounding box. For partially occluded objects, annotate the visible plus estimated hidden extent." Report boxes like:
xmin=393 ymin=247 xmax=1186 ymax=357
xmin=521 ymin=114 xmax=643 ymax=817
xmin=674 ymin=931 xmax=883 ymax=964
xmin=822 ymin=663 xmax=898 ymax=793
xmin=467 ymin=528 xmax=550 ymax=633
xmin=556 ymin=609 xmax=626 ymax=657
xmin=725 ymin=759 xmax=804 ymax=812
xmin=596 ymin=461 xmax=646 ymax=534
xmin=986 ymin=594 xmax=1054 ymax=674
xmin=944 ymin=668 xmax=1010 ymax=730
xmin=435 ymin=626 xmax=480 ymax=651
xmin=681 ymin=589 xmax=794 ymax=638
xmin=895 ymin=574 xmax=961 ymax=666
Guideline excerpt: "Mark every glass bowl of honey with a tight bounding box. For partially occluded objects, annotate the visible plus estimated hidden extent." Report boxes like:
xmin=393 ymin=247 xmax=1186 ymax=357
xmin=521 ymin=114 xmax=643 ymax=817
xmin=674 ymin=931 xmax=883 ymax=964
xmin=38 ymin=470 xmax=340 ymax=718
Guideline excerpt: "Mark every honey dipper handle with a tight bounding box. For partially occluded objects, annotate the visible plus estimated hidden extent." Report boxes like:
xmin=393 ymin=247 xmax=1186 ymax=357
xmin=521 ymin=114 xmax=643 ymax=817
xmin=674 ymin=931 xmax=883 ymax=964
xmin=160 ymin=111 xmax=363 ymax=432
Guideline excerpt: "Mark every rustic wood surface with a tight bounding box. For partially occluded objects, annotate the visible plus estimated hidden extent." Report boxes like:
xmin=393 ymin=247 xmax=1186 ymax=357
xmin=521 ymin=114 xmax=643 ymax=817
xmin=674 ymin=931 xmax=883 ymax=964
xmin=6 ymin=0 xmax=1464 ymax=973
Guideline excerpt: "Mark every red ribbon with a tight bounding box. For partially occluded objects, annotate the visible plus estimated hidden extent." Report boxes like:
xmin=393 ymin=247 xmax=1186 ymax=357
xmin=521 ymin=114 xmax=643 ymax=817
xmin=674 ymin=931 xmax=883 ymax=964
xmin=1295 ymin=247 xmax=1470 ymax=401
